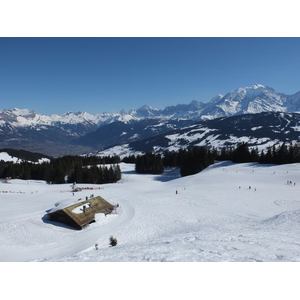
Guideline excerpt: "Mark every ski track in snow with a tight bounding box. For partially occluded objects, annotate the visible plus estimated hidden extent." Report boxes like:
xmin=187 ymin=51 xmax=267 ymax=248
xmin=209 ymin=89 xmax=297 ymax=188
xmin=1 ymin=162 xmax=300 ymax=262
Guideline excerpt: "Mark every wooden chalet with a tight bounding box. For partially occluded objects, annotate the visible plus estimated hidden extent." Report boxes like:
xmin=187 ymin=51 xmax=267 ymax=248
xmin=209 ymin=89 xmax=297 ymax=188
xmin=48 ymin=196 xmax=115 ymax=230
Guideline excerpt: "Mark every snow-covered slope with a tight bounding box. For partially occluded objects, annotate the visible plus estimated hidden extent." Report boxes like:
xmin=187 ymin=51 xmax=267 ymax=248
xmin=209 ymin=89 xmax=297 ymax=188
xmin=0 ymin=151 xmax=21 ymax=163
xmin=97 ymin=111 xmax=300 ymax=158
xmin=0 ymin=151 xmax=50 ymax=164
xmin=1 ymin=161 xmax=300 ymax=262
xmin=71 ymin=118 xmax=195 ymax=150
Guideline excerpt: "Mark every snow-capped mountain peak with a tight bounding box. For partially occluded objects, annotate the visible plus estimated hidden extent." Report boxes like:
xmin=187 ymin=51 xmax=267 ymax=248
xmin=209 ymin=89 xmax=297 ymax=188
xmin=2 ymin=84 xmax=300 ymax=156
xmin=2 ymin=84 xmax=299 ymax=129
xmin=11 ymin=108 xmax=36 ymax=118
xmin=135 ymin=104 xmax=161 ymax=118
xmin=200 ymin=84 xmax=289 ymax=118
xmin=252 ymin=83 xmax=265 ymax=89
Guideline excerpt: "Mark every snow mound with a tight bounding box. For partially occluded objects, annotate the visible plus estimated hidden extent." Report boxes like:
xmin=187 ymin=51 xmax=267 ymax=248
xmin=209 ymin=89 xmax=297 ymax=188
xmin=262 ymin=209 xmax=300 ymax=227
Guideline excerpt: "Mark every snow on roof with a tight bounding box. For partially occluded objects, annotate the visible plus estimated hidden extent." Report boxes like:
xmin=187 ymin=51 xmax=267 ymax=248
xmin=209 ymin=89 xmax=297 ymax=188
xmin=48 ymin=198 xmax=86 ymax=213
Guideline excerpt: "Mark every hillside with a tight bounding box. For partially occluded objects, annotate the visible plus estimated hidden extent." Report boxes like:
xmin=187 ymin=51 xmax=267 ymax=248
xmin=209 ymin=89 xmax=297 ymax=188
xmin=0 ymin=148 xmax=52 ymax=163
xmin=96 ymin=112 xmax=300 ymax=158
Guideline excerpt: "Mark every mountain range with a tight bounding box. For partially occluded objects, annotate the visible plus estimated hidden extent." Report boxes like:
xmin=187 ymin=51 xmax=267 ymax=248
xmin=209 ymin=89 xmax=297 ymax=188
xmin=1 ymin=84 xmax=300 ymax=157
xmin=99 ymin=111 xmax=300 ymax=158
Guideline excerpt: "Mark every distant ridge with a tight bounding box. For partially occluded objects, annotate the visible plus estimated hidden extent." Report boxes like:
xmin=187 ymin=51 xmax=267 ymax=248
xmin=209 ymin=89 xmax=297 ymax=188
xmin=2 ymin=84 xmax=300 ymax=125
xmin=96 ymin=111 xmax=300 ymax=158
xmin=1 ymin=84 xmax=300 ymax=156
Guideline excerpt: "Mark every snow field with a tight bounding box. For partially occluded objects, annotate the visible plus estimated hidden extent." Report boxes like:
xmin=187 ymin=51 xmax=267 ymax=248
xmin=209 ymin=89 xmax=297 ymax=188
xmin=1 ymin=161 xmax=300 ymax=263
xmin=2 ymin=161 xmax=300 ymax=300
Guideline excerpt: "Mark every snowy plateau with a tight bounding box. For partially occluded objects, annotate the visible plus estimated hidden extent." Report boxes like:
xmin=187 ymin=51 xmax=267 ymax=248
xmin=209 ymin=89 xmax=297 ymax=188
xmin=1 ymin=161 xmax=300 ymax=263
xmin=2 ymin=159 xmax=300 ymax=298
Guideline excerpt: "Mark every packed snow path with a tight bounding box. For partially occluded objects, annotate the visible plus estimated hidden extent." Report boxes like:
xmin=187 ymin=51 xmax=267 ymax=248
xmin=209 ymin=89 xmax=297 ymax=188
xmin=1 ymin=162 xmax=300 ymax=262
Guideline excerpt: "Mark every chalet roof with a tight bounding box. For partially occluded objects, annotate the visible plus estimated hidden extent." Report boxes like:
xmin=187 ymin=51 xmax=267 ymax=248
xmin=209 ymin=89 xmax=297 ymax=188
xmin=48 ymin=196 xmax=114 ymax=229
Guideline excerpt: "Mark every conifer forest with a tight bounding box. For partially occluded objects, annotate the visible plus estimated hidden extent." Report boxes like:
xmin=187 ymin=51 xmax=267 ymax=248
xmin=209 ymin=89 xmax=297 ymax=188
xmin=1 ymin=142 xmax=300 ymax=183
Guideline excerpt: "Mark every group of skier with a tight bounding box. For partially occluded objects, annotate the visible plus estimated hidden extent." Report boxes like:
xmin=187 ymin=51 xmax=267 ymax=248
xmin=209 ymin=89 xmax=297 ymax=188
xmin=287 ymin=180 xmax=296 ymax=186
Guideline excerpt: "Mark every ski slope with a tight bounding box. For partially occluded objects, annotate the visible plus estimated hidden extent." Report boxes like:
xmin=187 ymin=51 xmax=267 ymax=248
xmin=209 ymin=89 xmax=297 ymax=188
xmin=1 ymin=161 xmax=300 ymax=262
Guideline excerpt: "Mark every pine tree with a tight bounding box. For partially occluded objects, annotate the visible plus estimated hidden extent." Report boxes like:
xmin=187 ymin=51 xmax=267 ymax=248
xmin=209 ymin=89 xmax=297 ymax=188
xmin=232 ymin=142 xmax=250 ymax=163
xmin=135 ymin=153 xmax=164 ymax=174
xmin=249 ymin=147 xmax=259 ymax=162
xmin=109 ymin=235 xmax=117 ymax=247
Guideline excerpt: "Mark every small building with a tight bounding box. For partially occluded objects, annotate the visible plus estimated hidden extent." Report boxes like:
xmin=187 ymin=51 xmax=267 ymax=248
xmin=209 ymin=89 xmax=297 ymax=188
xmin=47 ymin=196 xmax=115 ymax=230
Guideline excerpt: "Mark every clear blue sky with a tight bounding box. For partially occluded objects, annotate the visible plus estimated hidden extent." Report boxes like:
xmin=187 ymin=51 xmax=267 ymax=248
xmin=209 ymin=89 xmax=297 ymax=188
xmin=1 ymin=37 xmax=300 ymax=115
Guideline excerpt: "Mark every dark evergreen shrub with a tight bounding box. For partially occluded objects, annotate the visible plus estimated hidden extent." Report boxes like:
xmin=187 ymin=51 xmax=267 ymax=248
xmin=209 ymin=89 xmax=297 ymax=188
xmin=109 ymin=236 xmax=117 ymax=247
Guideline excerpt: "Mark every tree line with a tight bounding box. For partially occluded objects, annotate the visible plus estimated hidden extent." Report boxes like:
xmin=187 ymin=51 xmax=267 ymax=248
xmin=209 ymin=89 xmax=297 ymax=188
xmin=134 ymin=147 xmax=215 ymax=177
xmin=2 ymin=142 xmax=300 ymax=182
xmin=0 ymin=155 xmax=121 ymax=184
xmin=132 ymin=142 xmax=300 ymax=177
xmin=135 ymin=152 xmax=164 ymax=174
xmin=163 ymin=147 xmax=216 ymax=177
xmin=217 ymin=142 xmax=300 ymax=165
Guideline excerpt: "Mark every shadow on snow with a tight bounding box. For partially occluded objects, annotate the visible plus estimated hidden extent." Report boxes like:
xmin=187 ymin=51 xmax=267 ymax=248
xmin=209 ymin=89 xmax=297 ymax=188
xmin=154 ymin=167 xmax=181 ymax=182
xmin=41 ymin=214 xmax=78 ymax=231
